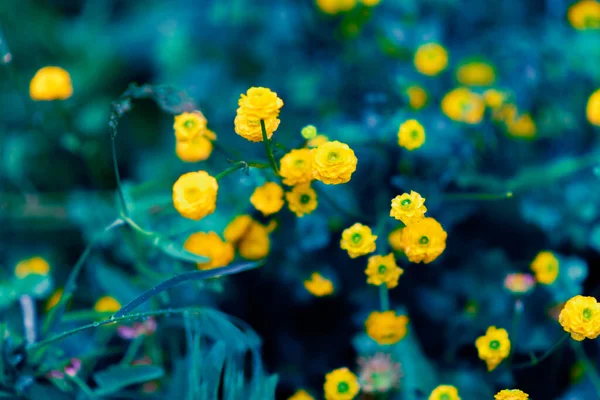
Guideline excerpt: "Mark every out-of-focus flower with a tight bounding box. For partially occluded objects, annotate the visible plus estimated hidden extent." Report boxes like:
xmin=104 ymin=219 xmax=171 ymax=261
xmin=288 ymin=389 xmax=315 ymax=400
xmin=301 ymin=125 xmax=318 ymax=140
xmin=530 ymin=251 xmax=559 ymax=284
xmin=280 ymin=148 xmax=314 ymax=186
xmin=365 ymin=310 xmax=409 ymax=345
xmin=29 ymin=66 xmax=73 ymax=100
xmin=340 ymin=223 xmax=377 ymax=258
xmin=504 ymin=273 xmax=535 ymax=295
xmin=365 ymin=253 xmax=404 ymax=288
xmin=568 ymin=0 xmax=600 ymax=30
xmin=456 ymin=61 xmax=496 ymax=86
xmin=224 ymin=215 xmax=254 ymax=244
xmin=250 ymin=182 xmax=285 ymax=216
xmin=475 ymin=326 xmax=510 ymax=371
xmin=46 ymin=288 xmax=63 ymax=311
xmin=94 ymin=296 xmax=121 ymax=313
xmin=390 ymin=190 xmax=427 ymax=225
xmin=316 ymin=0 xmax=356 ymax=15
xmin=312 ymin=141 xmax=358 ymax=184
xmin=586 ymin=89 xmax=600 ymax=126
xmin=238 ymin=222 xmax=271 ymax=260
xmin=441 ymin=87 xmax=485 ymax=124
xmin=118 ymin=318 xmax=157 ymax=339
xmin=308 ymin=134 xmax=329 ymax=148
xmin=172 ymin=171 xmax=218 ymax=220
xmin=506 ymin=113 xmax=536 ymax=139
xmin=360 ymin=0 xmax=381 ymax=6
xmin=15 ymin=256 xmax=50 ymax=278
xmin=494 ymin=389 xmax=529 ymax=399
xmin=234 ymin=112 xmax=281 ymax=142
xmin=406 ymin=85 xmax=428 ymax=110
xmin=558 ymin=295 xmax=600 ymax=341
xmin=304 ymin=272 xmax=334 ymax=297
xmin=173 ymin=111 xmax=208 ymax=141
xmin=176 ymin=135 xmax=214 ymax=162
xmin=388 ymin=228 xmax=404 ymax=252
xmin=323 ymin=367 xmax=360 ymax=400
xmin=47 ymin=358 xmax=82 ymax=380
xmin=286 ymin=184 xmax=318 ymax=217
xmin=397 ymin=119 xmax=426 ymax=151
xmin=429 ymin=385 xmax=461 ymax=400
xmin=184 ymin=232 xmax=234 ymax=270
xmin=483 ymin=89 xmax=507 ymax=109
xmin=237 ymin=87 xmax=284 ymax=121
xmin=357 ymin=353 xmax=402 ymax=394
xmin=414 ymin=43 xmax=448 ymax=76
xmin=400 ymin=218 xmax=447 ymax=264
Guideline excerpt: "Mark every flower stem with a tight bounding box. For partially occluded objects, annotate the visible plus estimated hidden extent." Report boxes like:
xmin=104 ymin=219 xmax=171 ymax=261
xmin=379 ymin=285 xmax=389 ymax=311
xmin=260 ymin=119 xmax=280 ymax=176
xmin=111 ymin=136 xmax=129 ymax=216
xmin=68 ymin=374 xmax=95 ymax=398
xmin=572 ymin=341 xmax=600 ymax=397
xmin=214 ymin=161 xmax=247 ymax=181
xmin=120 ymin=335 xmax=145 ymax=366
xmin=512 ymin=332 xmax=569 ymax=369
xmin=508 ymin=297 xmax=523 ymax=363
xmin=442 ymin=192 xmax=513 ymax=201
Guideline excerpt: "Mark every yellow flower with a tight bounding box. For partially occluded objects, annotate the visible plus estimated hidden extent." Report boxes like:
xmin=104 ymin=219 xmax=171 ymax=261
xmin=237 ymin=87 xmax=284 ymax=120
xmin=406 ymin=85 xmax=428 ymax=110
xmin=494 ymin=389 xmax=529 ymax=400
xmin=15 ymin=257 xmax=50 ymax=278
xmin=172 ymin=171 xmax=218 ymax=221
xmin=475 ymin=326 xmax=511 ymax=371
xmin=173 ymin=111 xmax=208 ymax=141
xmin=234 ymin=111 xmax=281 ymax=142
xmin=506 ymin=113 xmax=536 ymax=139
xmin=388 ymin=227 xmax=404 ymax=252
xmin=568 ymin=0 xmax=600 ymax=30
xmin=176 ymin=135 xmax=214 ymax=162
xmin=280 ymin=149 xmax=314 ymax=186
xmin=29 ymin=66 xmax=73 ymax=101
xmin=390 ymin=190 xmax=427 ymax=225
xmin=414 ymin=43 xmax=449 ymax=76
xmin=365 ymin=311 xmax=409 ymax=345
xmin=46 ymin=288 xmax=63 ymax=311
xmin=558 ymin=295 xmax=600 ymax=341
xmin=456 ymin=61 xmax=496 ymax=86
xmin=308 ymin=134 xmax=329 ymax=148
xmin=429 ymin=385 xmax=461 ymax=400
xmin=286 ymin=184 xmax=318 ymax=217
xmin=301 ymin=125 xmax=318 ymax=139
xmin=323 ymin=367 xmax=360 ymax=400
xmin=238 ymin=222 xmax=271 ymax=260
xmin=304 ymin=272 xmax=335 ymax=297
xmin=483 ymin=89 xmax=506 ymax=109
xmin=250 ymin=182 xmax=285 ymax=216
xmin=360 ymin=0 xmax=381 ymax=6
xmin=94 ymin=296 xmax=121 ymax=313
xmin=224 ymin=215 xmax=254 ymax=244
xmin=289 ymin=389 xmax=315 ymax=400
xmin=184 ymin=232 xmax=234 ymax=270
xmin=316 ymin=0 xmax=357 ymax=14
xmin=493 ymin=103 xmax=518 ymax=123
xmin=530 ymin=251 xmax=559 ymax=284
xmin=586 ymin=89 xmax=600 ymax=126
xmin=341 ymin=223 xmax=377 ymax=258
xmin=400 ymin=217 xmax=447 ymax=264
xmin=365 ymin=253 xmax=404 ymax=289
xmin=441 ymin=87 xmax=485 ymax=124
xmin=312 ymin=141 xmax=358 ymax=185
xmin=397 ymin=119 xmax=426 ymax=151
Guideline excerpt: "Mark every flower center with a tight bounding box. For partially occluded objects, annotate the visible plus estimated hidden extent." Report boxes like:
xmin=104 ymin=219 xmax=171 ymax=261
xmin=351 ymin=233 xmax=362 ymax=244
xmin=411 ymin=130 xmax=420 ymax=139
xmin=440 ymin=394 xmax=451 ymax=400
xmin=489 ymin=340 xmax=500 ymax=350
xmin=327 ymin=152 xmax=340 ymax=162
xmin=337 ymin=381 xmax=349 ymax=393
xmin=419 ymin=236 xmax=429 ymax=245
xmin=184 ymin=120 xmax=196 ymax=129
xmin=547 ymin=263 xmax=554 ymax=271
xmin=184 ymin=187 xmax=201 ymax=203
xmin=378 ymin=265 xmax=387 ymax=274
xmin=300 ymin=194 xmax=311 ymax=204
xmin=294 ymin=159 xmax=305 ymax=167
xmin=583 ymin=308 xmax=593 ymax=321
xmin=401 ymin=198 xmax=411 ymax=207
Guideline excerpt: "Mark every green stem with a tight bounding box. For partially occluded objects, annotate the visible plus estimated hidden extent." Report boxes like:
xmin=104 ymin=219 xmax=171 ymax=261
xmin=120 ymin=335 xmax=145 ymax=366
xmin=68 ymin=374 xmax=95 ymax=398
xmin=508 ymin=297 xmax=523 ymax=363
xmin=442 ymin=192 xmax=513 ymax=201
xmin=111 ymin=136 xmax=129 ymax=216
xmin=572 ymin=341 xmax=600 ymax=397
xmin=214 ymin=161 xmax=246 ymax=181
xmin=379 ymin=285 xmax=389 ymax=311
xmin=512 ymin=333 xmax=569 ymax=369
xmin=260 ymin=119 xmax=280 ymax=176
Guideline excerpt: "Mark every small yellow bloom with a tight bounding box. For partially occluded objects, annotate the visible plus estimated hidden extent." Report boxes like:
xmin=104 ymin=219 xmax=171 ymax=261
xmin=456 ymin=61 xmax=496 ymax=86
xmin=530 ymin=251 xmax=559 ymax=284
xmin=365 ymin=311 xmax=409 ymax=345
xmin=390 ymin=190 xmax=427 ymax=225
xmin=15 ymin=257 xmax=50 ymax=278
xmin=280 ymin=148 xmax=314 ymax=186
xmin=441 ymin=87 xmax=485 ymax=124
xmin=388 ymin=227 xmax=404 ymax=252
xmin=414 ymin=43 xmax=449 ymax=76
xmin=94 ymin=296 xmax=121 ymax=313
xmin=286 ymin=184 xmax=318 ymax=217
xmin=237 ymin=87 xmax=284 ymax=120
xmin=323 ymin=367 xmax=360 ymax=400
xmin=341 ymin=223 xmax=377 ymax=258
xmin=288 ymin=389 xmax=315 ymax=400
xmin=176 ymin=135 xmax=214 ymax=162
xmin=308 ymin=134 xmax=329 ymax=148
xmin=397 ymin=119 xmax=426 ymax=151
xmin=406 ymin=85 xmax=428 ymax=110
xmin=238 ymin=222 xmax=271 ymax=260
xmin=558 ymin=295 xmax=600 ymax=341
xmin=483 ymin=89 xmax=506 ymax=109
xmin=316 ymin=0 xmax=357 ymax=14
xmin=173 ymin=111 xmax=208 ymax=141
xmin=506 ymin=113 xmax=536 ymax=139
xmin=586 ymin=89 xmax=600 ymax=126
xmin=172 ymin=171 xmax=218 ymax=220
xmin=224 ymin=215 xmax=254 ymax=244
xmin=365 ymin=253 xmax=404 ymax=289
xmin=494 ymin=389 xmax=529 ymax=400
xmin=301 ymin=125 xmax=318 ymax=140
xmin=400 ymin=217 xmax=447 ymax=264
xmin=312 ymin=141 xmax=358 ymax=184
xmin=234 ymin=111 xmax=281 ymax=142
xmin=429 ymin=385 xmax=461 ymax=400
xmin=568 ymin=0 xmax=600 ymax=30
xmin=304 ymin=272 xmax=335 ymax=297
xmin=250 ymin=182 xmax=285 ymax=216
xmin=184 ymin=232 xmax=234 ymax=270
xmin=29 ymin=66 xmax=73 ymax=101
xmin=475 ymin=326 xmax=511 ymax=371
xmin=46 ymin=288 xmax=63 ymax=311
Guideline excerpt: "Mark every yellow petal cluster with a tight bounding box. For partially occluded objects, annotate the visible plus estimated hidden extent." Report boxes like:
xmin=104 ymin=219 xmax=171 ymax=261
xmin=234 ymin=87 xmax=283 ymax=142
xmin=414 ymin=43 xmax=448 ymax=76
xmin=308 ymin=134 xmax=329 ymax=148
xmin=250 ymin=182 xmax=285 ymax=216
xmin=94 ymin=296 xmax=121 ymax=313
xmin=586 ymin=89 xmax=600 ymax=126
xmin=365 ymin=310 xmax=409 ymax=345
xmin=365 ymin=253 xmax=404 ymax=289
xmin=15 ymin=257 xmax=50 ymax=278
xmin=312 ymin=141 xmax=358 ymax=184
xmin=304 ymin=272 xmax=335 ymax=297
xmin=225 ymin=215 xmax=271 ymax=260
xmin=29 ymin=66 xmax=73 ymax=101
xmin=530 ymin=251 xmax=559 ymax=284
xmin=234 ymin=113 xmax=281 ymax=142
xmin=286 ymin=184 xmax=318 ymax=217
xmin=390 ymin=190 xmax=427 ymax=225
xmin=494 ymin=389 xmax=529 ymax=400
xmin=184 ymin=232 xmax=234 ymax=270
xmin=280 ymin=148 xmax=314 ymax=186
xmin=558 ymin=295 xmax=600 ymax=341
xmin=441 ymin=87 xmax=485 ymax=124
xmin=400 ymin=217 xmax=447 ymax=264
xmin=397 ymin=120 xmax=426 ymax=151
xmin=172 ymin=171 xmax=218 ymax=220
xmin=340 ymin=223 xmax=377 ymax=258
xmin=475 ymin=326 xmax=510 ymax=371
xmin=429 ymin=385 xmax=461 ymax=400
xmin=456 ymin=61 xmax=496 ymax=86
xmin=173 ymin=111 xmax=208 ymax=141
xmin=568 ymin=0 xmax=600 ymax=30
xmin=323 ymin=367 xmax=360 ymax=400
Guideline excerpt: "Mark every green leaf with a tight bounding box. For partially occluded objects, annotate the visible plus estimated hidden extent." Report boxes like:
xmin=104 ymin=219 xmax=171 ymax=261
xmin=200 ymin=341 xmax=227 ymax=400
xmin=93 ymin=365 xmax=164 ymax=395
xmin=0 ymin=275 xmax=52 ymax=310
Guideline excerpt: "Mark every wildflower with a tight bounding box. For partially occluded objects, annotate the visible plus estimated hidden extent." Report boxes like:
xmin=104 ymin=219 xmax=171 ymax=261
xmin=506 ymin=113 xmax=536 ymax=139
xmin=234 ymin=112 xmax=281 ymax=142
xmin=224 ymin=215 xmax=254 ymax=244
xmin=312 ymin=141 xmax=358 ymax=184
xmin=286 ymin=184 xmax=318 ymax=217
xmin=250 ymin=182 xmax=285 ymax=216
xmin=308 ymin=134 xmax=329 ymax=147
xmin=365 ymin=311 xmax=409 ymax=345
xmin=15 ymin=256 xmax=50 ymax=278
xmin=304 ymin=272 xmax=335 ymax=297
xmin=46 ymin=288 xmax=63 ymax=311
xmin=323 ymin=367 xmax=360 ymax=400
xmin=475 ymin=326 xmax=511 ymax=371
xmin=530 ymin=251 xmax=559 ymax=284
xmin=184 ymin=232 xmax=235 ymax=270
xmin=456 ymin=61 xmax=496 ymax=86
xmin=406 ymin=85 xmax=428 ymax=110
xmin=176 ymin=135 xmax=214 ymax=162
xmin=301 ymin=125 xmax=318 ymax=139
xmin=29 ymin=66 xmax=73 ymax=101
xmin=504 ymin=273 xmax=535 ymax=295
xmin=289 ymin=389 xmax=315 ymax=400
xmin=238 ymin=222 xmax=271 ymax=260
xmin=365 ymin=253 xmax=404 ymax=289
xmin=118 ymin=318 xmax=157 ymax=339
xmin=400 ymin=218 xmax=447 ymax=264
xmin=172 ymin=171 xmax=218 ymax=220
xmin=94 ymin=296 xmax=121 ymax=313
xmin=341 ymin=223 xmax=377 ymax=258
xmin=586 ymin=89 xmax=600 ymax=126
xmin=414 ymin=43 xmax=448 ymax=76
xmin=568 ymin=0 xmax=600 ymax=30
xmin=494 ymin=389 xmax=529 ymax=400
xmin=397 ymin=119 xmax=426 ymax=151
xmin=173 ymin=111 xmax=208 ymax=141
xmin=357 ymin=353 xmax=402 ymax=394
xmin=237 ymin=87 xmax=284 ymax=120
xmin=316 ymin=0 xmax=357 ymax=15
xmin=429 ymin=385 xmax=461 ymax=400
xmin=280 ymin=148 xmax=314 ymax=186
xmin=558 ymin=295 xmax=600 ymax=341
xmin=388 ymin=228 xmax=404 ymax=252
xmin=390 ymin=191 xmax=427 ymax=225
xmin=441 ymin=87 xmax=485 ymax=124
xmin=483 ymin=89 xmax=506 ymax=109
xmin=46 ymin=358 xmax=81 ymax=380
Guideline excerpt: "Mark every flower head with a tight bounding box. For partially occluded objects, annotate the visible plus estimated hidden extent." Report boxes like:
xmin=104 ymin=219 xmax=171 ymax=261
xmin=406 ymin=85 xmax=428 ymax=110
xmin=224 ymin=215 xmax=254 ymax=244
xmin=400 ymin=218 xmax=447 ymax=264
xmin=414 ymin=43 xmax=448 ymax=76
xmin=312 ymin=141 xmax=357 ymax=184
xmin=429 ymin=385 xmax=461 ymax=400
xmin=173 ymin=111 xmax=208 ymax=141
xmin=484 ymin=89 xmax=507 ymax=109
xmin=304 ymin=272 xmax=334 ymax=297
xmin=250 ymin=182 xmax=285 ymax=216
xmin=506 ymin=113 xmax=536 ymax=139
xmin=280 ymin=148 xmax=314 ymax=186
xmin=456 ymin=61 xmax=496 ymax=86
xmin=94 ymin=296 xmax=121 ymax=313
xmin=504 ymin=273 xmax=535 ymax=295
xmin=341 ymin=223 xmax=377 ymax=258
xmin=388 ymin=228 xmax=404 ymax=252
xmin=365 ymin=310 xmax=409 ymax=345
xmin=530 ymin=251 xmax=559 ymax=284
xmin=301 ymin=125 xmax=318 ymax=139
xmin=176 ymin=135 xmax=214 ymax=162
xmin=308 ymin=134 xmax=329 ymax=148
xmin=357 ymin=353 xmax=402 ymax=394
xmin=29 ymin=66 xmax=73 ymax=100
xmin=172 ymin=171 xmax=218 ymax=220
xmin=286 ymin=184 xmax=318 ymax=217
xmin=238 ymin=222 xmax=271 ymax=260
xmin=568 ymin=0 xmax=600 ymax=30
xmin=288 ymin=389 xmax=315 ymax=400
xmin=494 ymin=389 xmax=529 ymax=400
xmin=586 ymin=89 xmax=600 ymax=126
xmin=184 ymin=232 xmax=235 ymax=270
xmin=237 ymin=87 xmax=284 ymax=120
xmin=365 ymin=253 xmax=404 ymax=289
xmin=15 ymin=257 xmax=50 ymax=278
xmin=558 ymin=295 xmax=600 ymax=341
xmin=441 ymin=87 xmax=485 ymax=124
xmin=390 ymin=191 xmax=427 ymax=225
xmin=234 ymin=111 xmax=281 ymax=142
xmin=397 ymin=120 xmax=426 ymax=151
xmin=475 ymin=326 xmax=510 ymax=371
xmin=118 ymin=318 xmax=157 ymax=339
xmin=323 ymin=367 xmax=360 ymax=400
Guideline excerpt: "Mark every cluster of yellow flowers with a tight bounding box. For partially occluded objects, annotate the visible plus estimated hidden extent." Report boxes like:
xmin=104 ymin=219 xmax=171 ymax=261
xmin=315 ymin=0 xmax=380 ymax=15
xmin=475 ymin=326 xmax=511 ymax=371
xmin=173 ymin=111 xmax=217 ymax=162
